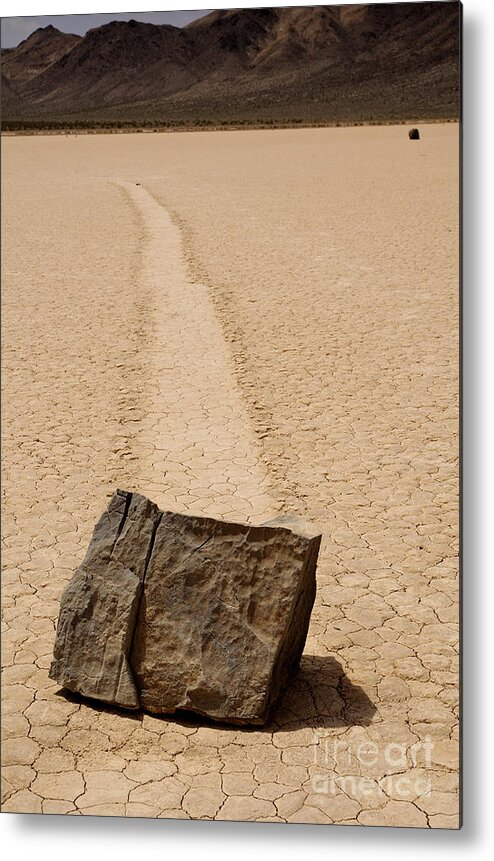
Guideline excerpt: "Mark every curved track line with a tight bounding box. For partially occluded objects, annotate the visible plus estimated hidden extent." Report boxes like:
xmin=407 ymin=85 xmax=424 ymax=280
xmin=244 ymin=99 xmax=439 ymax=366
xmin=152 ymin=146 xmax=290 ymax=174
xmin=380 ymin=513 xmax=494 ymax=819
xmin=118 ymin=181 xmax=277 ymax=524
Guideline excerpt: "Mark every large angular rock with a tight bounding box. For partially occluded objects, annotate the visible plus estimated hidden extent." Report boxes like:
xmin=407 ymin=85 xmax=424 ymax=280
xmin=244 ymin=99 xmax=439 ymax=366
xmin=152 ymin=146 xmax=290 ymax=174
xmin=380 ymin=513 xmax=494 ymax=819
xmin=49 ymin=490 xmax=162 ymax=709
xmin=50 ymin=490 xmax=321 ymax=725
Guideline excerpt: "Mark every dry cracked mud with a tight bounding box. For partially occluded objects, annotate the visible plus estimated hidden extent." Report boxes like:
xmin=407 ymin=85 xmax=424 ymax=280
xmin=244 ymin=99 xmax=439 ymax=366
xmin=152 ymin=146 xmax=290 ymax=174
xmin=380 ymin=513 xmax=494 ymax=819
xmin=1 ymin=126 xmax=459 ymax=827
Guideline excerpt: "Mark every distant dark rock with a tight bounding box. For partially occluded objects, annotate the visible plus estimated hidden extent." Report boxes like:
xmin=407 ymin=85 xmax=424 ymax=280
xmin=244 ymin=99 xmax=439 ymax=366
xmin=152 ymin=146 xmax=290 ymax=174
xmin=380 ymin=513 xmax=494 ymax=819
xmin=409 ymin=127 xmax=420 ymax=139
xmin=50 ymin=490 xmax=322 ymax=725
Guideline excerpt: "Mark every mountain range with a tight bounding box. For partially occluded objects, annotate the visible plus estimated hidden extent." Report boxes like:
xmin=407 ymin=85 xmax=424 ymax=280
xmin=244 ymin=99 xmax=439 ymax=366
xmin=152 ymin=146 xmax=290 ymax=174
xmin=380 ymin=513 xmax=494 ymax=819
xmin=1 ymin=4 xmax=461 ymax=127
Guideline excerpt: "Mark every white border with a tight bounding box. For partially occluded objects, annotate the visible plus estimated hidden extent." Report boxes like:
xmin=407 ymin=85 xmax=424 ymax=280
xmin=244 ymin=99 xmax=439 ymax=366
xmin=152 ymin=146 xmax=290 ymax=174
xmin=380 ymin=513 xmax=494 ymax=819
xmin=2 ymin=0 xmax=465 ymax=24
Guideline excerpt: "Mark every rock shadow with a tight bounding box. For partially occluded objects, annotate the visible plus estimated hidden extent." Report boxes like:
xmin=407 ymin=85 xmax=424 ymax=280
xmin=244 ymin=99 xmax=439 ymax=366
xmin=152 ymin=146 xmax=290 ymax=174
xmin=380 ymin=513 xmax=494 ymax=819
xmin=56 ymin=654 xmax=376 ymax=734
xmin=266 ymin=654 xmax=377 ymax=732
xmin=55 ymin=688 xmax=143 ymax=721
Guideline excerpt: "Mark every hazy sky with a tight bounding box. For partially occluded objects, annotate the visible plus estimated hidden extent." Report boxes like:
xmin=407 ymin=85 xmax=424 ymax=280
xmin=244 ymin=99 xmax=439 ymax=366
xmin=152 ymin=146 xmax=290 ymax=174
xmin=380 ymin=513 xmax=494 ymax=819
xmin=1 ymin=10 xmax=213 ymax=47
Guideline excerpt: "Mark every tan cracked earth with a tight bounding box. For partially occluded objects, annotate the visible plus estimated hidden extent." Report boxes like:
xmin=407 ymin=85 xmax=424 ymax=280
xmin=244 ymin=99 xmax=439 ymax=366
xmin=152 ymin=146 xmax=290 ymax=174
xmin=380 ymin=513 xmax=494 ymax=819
xmin=1 ymin=125 xmax=459 ymax=827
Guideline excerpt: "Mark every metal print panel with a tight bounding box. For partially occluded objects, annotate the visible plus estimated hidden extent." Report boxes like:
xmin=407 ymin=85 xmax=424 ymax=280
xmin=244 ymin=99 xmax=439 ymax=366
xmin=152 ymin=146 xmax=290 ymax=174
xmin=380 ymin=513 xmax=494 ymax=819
xmin=1 ymin=2 xmax=461 ymax=828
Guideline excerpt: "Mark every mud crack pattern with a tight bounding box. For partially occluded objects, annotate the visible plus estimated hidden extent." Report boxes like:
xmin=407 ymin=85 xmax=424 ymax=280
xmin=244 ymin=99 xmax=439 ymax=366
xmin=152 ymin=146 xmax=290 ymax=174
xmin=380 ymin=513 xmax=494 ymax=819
xmin=1 ymin=127 xmax=459 ymax=827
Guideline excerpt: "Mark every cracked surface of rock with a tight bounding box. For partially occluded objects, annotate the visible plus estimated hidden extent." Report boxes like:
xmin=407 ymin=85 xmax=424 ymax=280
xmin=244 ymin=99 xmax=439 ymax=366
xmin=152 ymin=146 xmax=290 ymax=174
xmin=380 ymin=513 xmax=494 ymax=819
xmin=50 ymin=491 xmax=321 ymax=725
xmin=49 ymin=491 xmax=162 ymax=710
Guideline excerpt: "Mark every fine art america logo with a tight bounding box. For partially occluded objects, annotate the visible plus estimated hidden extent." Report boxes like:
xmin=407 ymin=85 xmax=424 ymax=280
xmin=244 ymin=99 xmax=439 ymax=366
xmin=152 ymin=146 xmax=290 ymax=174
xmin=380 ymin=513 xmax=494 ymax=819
xmin=311 ymin=733 xmax=433 ymax=800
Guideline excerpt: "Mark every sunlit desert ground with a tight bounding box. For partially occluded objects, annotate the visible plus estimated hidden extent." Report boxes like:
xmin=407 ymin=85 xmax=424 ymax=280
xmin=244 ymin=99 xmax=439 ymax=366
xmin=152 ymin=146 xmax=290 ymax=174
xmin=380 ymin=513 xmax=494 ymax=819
xmin=1 ymin=125 xmax=459 ymax=826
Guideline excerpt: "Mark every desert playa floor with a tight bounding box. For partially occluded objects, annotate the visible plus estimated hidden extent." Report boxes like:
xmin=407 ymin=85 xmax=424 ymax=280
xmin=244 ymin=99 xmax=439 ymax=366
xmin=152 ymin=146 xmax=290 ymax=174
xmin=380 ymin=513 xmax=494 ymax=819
xmin=1 ymin=125 xmax=459 ymax=827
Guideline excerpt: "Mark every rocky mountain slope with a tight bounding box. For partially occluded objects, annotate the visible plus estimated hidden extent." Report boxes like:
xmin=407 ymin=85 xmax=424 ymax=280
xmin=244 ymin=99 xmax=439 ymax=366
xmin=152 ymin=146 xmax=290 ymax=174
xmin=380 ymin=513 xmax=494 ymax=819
xmin=1 ymin=4 xmax=461 ymax=126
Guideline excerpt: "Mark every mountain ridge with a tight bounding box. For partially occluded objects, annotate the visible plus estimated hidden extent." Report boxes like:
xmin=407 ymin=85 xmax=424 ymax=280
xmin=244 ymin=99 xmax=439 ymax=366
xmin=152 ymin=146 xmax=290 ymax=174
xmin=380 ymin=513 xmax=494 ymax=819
xmin=1 ymin=4 xmax=461 ymax=126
